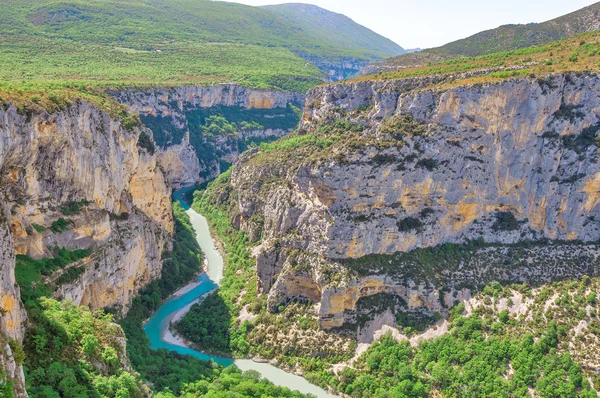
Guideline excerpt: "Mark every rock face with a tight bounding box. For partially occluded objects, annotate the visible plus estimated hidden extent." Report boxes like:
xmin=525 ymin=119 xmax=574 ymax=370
xmin=156 ymin=132 xmax=202 ymax=189
xmin=226 ymin=72 xmax=600 ymax=330
xmin=114 ymin=85 xmax=305 ymax=187
xmin=1 ymin=100 xmax=173 ymax=318
xmin=299 ymin=54 xmax=370 ymax=82
xmin=0 ymin=202 xmax=28 ymax=397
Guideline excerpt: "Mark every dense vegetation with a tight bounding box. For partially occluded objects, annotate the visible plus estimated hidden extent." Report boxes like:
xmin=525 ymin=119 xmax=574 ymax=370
xmin=23 ymin=298 xmax=148 ymax=398
xmin=0 ymin=0 xmax=404 ymax=93
xmin=155 ymin=367 xmax=313 ymax=398
xmin=366 ymin=2 xmax=600 ymax=72
xmin=174 ymin=293 xmax=233 ymax=354
xmin=117 ymin=201 xmax=314 ymax=397
xmin=14 ymin=246 xmax=146 ymax=397
xmin=330 ymin=322 xmax=594 ymax=398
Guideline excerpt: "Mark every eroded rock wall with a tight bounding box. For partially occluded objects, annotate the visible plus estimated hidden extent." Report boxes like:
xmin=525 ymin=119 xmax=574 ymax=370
xmin=0 ymin=202 xmax=28 ymax=397
xmin=1 ymin=100 xmax=173 ymax=316
xmin=114 ymin=85 xmax=305 ymax=187
xmin=227 ymin=72 xmax=600 ymax=329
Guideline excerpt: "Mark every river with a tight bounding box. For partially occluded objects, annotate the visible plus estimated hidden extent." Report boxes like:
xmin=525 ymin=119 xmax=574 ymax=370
xmin=143 ymin=187 xmax=336 ymax=398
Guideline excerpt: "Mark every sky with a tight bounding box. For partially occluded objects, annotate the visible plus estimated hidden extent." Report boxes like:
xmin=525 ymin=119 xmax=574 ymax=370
xmin=226 ymin=0 xmax=598 ymax=49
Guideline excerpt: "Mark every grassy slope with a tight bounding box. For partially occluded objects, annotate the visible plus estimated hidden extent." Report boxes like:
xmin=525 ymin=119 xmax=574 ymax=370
xmin=354 ymin=30 xmax=600 ymax=89
xmin=366 ymin=1 xmax=600 ymax=72
xmin=0 ymin=0 xmax=403 ymax=92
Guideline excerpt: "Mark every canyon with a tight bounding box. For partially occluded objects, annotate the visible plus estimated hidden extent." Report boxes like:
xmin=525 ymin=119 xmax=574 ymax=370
xmin=3 ymin=67 xmax=600 ymax=398
xmin=4 ymin=69 xmax=600 ymax=396
xmin=4 ymin=1 xmax=600 ymax=396
xmin=0 ymin=85 xmax=306 ymax=396
xmin=223 ymin=72 xmax=600 ymax=330
xmin=114 ymin=85 xmax=305 ymax=187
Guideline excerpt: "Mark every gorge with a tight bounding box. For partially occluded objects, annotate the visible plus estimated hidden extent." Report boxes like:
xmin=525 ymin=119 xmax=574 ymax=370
xmin=3 ymin=2 xmax=600 ymax=397
xmin=144 ymin=187 xmax=334 ymax=397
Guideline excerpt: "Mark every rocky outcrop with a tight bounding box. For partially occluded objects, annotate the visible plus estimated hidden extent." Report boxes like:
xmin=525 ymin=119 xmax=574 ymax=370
xmin=157 ymin=132 xmax=202 ymax=188
xmin=226 ymin=72 xmax=600 ymax=330
xmin=1 ymin=100 xmax=173 ymax=316
xmin=298 ymin=54 xmax=369 ymax=81
xmin=54 ymin=211 xmax=168 ymax=311
xmin=114 ymin=85 xmax=305 ymax=115
xmin=114 ymin=85 xmax=305 ymax=187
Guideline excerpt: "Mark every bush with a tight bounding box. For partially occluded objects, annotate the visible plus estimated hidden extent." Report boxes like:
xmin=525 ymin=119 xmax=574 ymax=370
xmin=492 ymin=211 xmax=519 ymax=231
xmin=31 ymin=223 xmax=46 ymax=233
xmin=50 ymin=218 xmax=71 ymax=233
xmin=415 ymin=158 xmax=438 ymax=171
xmin=59 ymin=200 xmax=90 ymax=216
xmin=397 ymin=217 xmax=424 ymax=232
xmin=137 ymin=131 xmax=156 ymax=155
xmin=8 ymin=339 xmax=25 ymax=366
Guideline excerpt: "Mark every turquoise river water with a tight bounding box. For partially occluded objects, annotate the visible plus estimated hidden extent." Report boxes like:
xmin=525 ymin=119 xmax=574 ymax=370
xmin=143 ymin=187 xmax=335 ymax=397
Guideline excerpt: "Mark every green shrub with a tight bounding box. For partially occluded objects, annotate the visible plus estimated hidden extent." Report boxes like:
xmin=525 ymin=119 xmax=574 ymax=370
xmin=397 ymin=217 xmax=424 ymax=232
xmin=59 ymin=200 xmax=90 ymax=216
xmin=50 ymin=218 xmax=71 ymax=233
xmin=31 ymin=223 xmax=46 ymax=233
xmin=492 ymin=211 xmax=519 ymax=231
xmin=137 ymin=131 xmax=155 ymax=155
xmin=8 ymin=339 xmax=25 ymax=366
xmin=55 ymin=266 xmax=86 ymax=285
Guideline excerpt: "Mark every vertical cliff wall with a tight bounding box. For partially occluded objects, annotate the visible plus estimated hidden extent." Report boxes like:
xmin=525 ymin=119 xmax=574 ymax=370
xmin=114 ymin=85 xmax=305 ymax=187
xmin=1 ymin=99 xmax=173 ymax=325
xmin=0 ymin=201 xmax=28 ymax=397
xmin=221 ymin=72 xmax=600 ymax=330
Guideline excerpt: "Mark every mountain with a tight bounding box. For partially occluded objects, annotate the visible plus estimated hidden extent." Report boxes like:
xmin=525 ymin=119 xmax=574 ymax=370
xmin=361 ymin=1 xmax=600 ymax=75
xmin=0 ymin=0 xmax=404 ymax=91
xmin=263 ymin=3 xmax=405 ymax=79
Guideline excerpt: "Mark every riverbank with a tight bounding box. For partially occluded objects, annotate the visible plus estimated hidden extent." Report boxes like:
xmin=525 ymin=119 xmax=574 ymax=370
xmin=163 ymin=287 xmax=214 ymax=349
xmin=142 ymin=187 xmax=337 ymax=397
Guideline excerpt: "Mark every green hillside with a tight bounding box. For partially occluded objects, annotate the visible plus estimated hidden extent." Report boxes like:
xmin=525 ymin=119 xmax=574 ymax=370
xmin=0 ymin=0 xmax=404 ymax=92
xmin=263 ymin=3 xmax=404 ymax=58
xmin=362 ymin=1 xmax=600 ymax=74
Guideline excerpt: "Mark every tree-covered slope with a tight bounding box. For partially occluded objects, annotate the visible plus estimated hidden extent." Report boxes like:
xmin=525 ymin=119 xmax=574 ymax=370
xmin=0 ymin=0 xmax=404 ymax=91
xmin=362 ymin=1 xmax=600 ymax=74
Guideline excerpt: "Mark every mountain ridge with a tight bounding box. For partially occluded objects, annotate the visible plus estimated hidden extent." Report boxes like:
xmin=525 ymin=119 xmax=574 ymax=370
xmin=361 ymin=1 xmax=600 ymax=75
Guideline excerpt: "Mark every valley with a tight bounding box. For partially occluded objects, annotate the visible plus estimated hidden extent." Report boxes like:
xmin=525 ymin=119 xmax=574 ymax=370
xmin=144 ymin=187 xmax=334 ymax=397
xmin=2 ymin=1 xmax=600 ymax=397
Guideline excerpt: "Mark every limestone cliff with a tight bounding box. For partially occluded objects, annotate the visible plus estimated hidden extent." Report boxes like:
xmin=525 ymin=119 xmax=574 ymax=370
xmin=0 ymin=202 xmax=27 ymax=397
xmin=298 ymin=54 xmax=369 ymax=82
xmin=1 ymin=99 xmax=173 ymax=319
xmin=224 ymin=72 xmax=600 ymax=331
xmin=114 ymin=85 xmax=305 ymax=187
